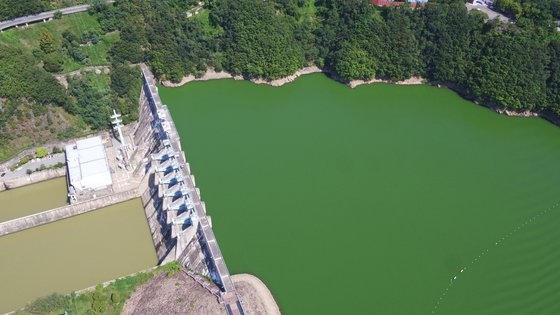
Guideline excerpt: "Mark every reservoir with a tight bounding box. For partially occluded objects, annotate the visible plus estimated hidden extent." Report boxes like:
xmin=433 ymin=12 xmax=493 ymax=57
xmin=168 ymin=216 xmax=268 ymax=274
xmin=0 ymin=177 xmax=67 ymax=222
xmin=160 ymin=74 xmax=560 ymax=315
xmin=0 ymin=199 xmax=157 ymax=313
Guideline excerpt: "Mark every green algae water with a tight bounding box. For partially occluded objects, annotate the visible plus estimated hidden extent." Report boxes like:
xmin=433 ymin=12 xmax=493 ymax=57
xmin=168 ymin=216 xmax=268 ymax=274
xmin=0 ymin=199 xmax=157 ymax=313
xmin=0 ymin=177 xmax=67 ymax=222
xmin=160 ymin=74 xmax=560 ymax=315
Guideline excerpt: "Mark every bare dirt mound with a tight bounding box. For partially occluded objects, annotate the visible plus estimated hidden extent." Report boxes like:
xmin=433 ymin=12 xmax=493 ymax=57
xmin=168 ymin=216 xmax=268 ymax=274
xmin=122 ymin=271 xmax=224 ymax=315
xmin=123 ymin=269 xmax=282 ymax=315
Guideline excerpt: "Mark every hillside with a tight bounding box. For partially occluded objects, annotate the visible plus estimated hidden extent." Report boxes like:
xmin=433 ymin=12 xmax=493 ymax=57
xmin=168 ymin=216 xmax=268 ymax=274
xmin=0 ymin=10 xmax=138 ymax=162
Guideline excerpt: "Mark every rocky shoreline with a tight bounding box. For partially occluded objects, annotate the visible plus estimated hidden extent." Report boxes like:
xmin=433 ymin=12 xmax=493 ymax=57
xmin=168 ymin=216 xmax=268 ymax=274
xmin=160 ymin=66 xmax=426 ymax=89
xmin=160 ymin=67 xmax=554 ymax=123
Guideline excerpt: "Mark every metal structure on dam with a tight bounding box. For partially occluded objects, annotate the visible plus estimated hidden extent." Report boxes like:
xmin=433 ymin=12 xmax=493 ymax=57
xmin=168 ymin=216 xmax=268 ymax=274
xmin=132 ymin=64 xmax=245 ymax=314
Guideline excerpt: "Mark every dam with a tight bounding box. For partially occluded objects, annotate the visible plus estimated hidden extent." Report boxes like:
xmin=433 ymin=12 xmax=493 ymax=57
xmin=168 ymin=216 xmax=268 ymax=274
xmin=133 ymin=64 xmax=245 ymax=314
xmin=0 ymin=64 xmax=245 ymax=314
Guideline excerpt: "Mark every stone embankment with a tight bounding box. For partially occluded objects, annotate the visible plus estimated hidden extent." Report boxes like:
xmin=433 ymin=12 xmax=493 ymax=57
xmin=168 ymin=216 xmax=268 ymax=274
xmin=0 ymin=188 xmax=138 ymax=236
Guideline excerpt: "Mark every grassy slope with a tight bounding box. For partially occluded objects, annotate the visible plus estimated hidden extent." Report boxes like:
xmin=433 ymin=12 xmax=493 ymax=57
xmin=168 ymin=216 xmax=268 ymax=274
xmin=0 ymin=13 xmax=115 ymax=162
xmin=0 ymin=12 xmax=117 ymax=73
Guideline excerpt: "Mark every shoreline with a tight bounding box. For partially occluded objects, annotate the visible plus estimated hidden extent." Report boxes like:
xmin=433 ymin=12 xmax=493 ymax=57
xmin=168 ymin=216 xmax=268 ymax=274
xmin=160 ymin=66 xmax=426 ymax=89
xmin=161 ymin=67 xmax=552 ymax=122
xmin=231 ymin=273 xmax=281 ymax=315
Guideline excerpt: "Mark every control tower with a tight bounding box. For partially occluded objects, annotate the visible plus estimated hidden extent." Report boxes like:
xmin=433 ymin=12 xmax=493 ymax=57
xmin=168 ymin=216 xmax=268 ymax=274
xmin=110 ymin=109 xmax=125 ymax=145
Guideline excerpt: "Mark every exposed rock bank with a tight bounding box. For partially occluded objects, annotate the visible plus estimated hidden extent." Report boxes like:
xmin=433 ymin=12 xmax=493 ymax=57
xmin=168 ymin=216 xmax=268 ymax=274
xmin=160 ymin=66 xmax=425 ymax=89
xmin=160 ymin=67 xmax=553 ymax=126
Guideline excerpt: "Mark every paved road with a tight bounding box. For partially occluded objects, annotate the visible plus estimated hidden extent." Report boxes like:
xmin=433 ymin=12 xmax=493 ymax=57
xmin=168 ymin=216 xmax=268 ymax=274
xmin=0 ymin=1 xmax=114 ymax=31
xmin=1 ymin=154 xmax=65 ymax=180
xmin=466 ymin=3 xmax=511 ymax=23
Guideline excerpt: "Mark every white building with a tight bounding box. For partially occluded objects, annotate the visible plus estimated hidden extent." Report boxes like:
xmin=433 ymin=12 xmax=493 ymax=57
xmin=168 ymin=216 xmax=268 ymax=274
xmin=66 ymin=136 xmax=112 ymax=192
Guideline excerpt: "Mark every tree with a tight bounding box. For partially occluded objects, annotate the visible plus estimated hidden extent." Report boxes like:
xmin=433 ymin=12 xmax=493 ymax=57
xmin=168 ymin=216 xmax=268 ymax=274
xmin=333 ymin=43 xmax=376 ymax=81
xmin=42 ymin=52 xmax=64 ymax=73
xmin=54 ymin=10 xmax=62 ymax=19
xmin=39 ymin=29 xmax=56 ymax=54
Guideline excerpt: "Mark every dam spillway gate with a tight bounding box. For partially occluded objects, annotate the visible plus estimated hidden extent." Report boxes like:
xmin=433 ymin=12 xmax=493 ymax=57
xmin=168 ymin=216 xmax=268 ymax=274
xmin=131 ymin=64 xmax=244 ymax=314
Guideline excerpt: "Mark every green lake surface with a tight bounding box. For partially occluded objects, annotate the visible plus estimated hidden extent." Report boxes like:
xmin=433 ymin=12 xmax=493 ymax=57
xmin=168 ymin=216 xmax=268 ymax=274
xmin=0 ymin=177 xmax=67 ymax=222
xmin=160 ymin=73 xmax=560 ymax=315
xmin=0 ymin=199 xmax=157 ymax=313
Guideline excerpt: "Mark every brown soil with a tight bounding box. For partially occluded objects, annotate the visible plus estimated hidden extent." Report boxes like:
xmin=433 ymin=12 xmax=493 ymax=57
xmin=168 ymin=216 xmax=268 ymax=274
xmin=122 ymin=271 xmax=225 ymax=315
xmin=122 ymin=270 xmax=282 ymax=315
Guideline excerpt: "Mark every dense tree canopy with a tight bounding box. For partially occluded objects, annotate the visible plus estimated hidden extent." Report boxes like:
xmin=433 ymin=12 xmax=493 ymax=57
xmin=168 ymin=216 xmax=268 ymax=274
xmin=211 ymin=0 xmax=304 ymax=79
xmin=0 ymin=45 xmax=68 ymax=107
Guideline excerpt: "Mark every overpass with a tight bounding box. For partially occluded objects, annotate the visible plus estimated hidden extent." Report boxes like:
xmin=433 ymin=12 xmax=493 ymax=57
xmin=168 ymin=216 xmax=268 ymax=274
xmin=0 ymin=1 xmax=114 ymax=31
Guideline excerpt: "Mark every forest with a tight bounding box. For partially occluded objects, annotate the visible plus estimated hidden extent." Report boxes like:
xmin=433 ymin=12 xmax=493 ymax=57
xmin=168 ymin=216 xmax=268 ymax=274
xmin=97 ymin=0 xmax=560 ymax=114
xmin=0 ymin=0 xmax=560 ymax=159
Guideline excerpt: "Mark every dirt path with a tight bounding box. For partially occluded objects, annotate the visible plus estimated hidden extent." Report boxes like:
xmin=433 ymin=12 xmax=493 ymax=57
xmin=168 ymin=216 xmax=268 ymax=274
xmin=54 ymin=66 xmax=111 ymax=88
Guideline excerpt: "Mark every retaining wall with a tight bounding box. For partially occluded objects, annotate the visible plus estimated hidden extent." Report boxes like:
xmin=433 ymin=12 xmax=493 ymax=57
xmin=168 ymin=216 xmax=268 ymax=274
xmin=2 ymin=168 xmax=66 ymax=190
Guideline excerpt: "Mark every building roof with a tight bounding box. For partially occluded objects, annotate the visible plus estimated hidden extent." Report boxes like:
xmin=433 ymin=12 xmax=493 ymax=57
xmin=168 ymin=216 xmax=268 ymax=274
xmin=66 ymin=136 xmax=112 ymax=192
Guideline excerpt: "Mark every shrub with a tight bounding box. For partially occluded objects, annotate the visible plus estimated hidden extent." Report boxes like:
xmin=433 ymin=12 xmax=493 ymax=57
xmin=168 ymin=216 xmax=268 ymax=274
xmin=110 ymin=292 xmax=121 ymax=303
xmin=35 ymin=147 xmax=48 ymax=158
xmin=26 ymin=169 xmax=33 ymax=175
xmin=26 ymin=293 xmax=69 ymax=314
xmin=52 ymin=146 xmax=63 ymax=154
xmin=43 ymin=52 xmax=64 ymax=73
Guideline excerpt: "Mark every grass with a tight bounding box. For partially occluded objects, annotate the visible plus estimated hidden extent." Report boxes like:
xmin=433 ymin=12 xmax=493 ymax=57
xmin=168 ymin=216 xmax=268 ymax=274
xmin=193 ymin=9 xmax=223 ymax=38
xmin=0 ymin=12 xmax=117 ymax=73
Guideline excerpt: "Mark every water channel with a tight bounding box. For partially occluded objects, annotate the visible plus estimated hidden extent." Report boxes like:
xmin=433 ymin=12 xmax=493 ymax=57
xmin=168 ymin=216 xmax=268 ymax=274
xmin=160 ymin=74 xmax=560 ymax=315
xmin=0 ymin=182 xmax=156 ymax=314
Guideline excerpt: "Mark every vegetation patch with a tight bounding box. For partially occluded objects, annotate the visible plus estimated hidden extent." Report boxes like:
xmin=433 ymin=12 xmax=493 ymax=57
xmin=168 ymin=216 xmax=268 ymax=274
xmin=12 ymin=263 xmax=185 ymax=315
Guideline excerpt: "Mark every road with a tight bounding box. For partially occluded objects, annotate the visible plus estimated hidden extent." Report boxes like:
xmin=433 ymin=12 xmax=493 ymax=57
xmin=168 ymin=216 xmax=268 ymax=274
xmin=0 ymin=1 xmax=114 ymax=31
xmin=1 ymin=153 xmax=65 ymax=180
xmin=466 ymin=3 xmax=511 ymax=23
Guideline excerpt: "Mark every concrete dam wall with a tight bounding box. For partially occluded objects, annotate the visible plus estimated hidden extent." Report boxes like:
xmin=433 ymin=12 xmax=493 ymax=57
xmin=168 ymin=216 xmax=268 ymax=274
xmin=137 ymin=65 xmax=245 ymax=314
